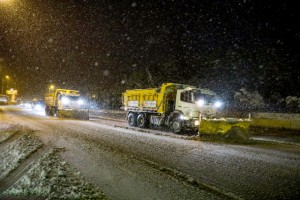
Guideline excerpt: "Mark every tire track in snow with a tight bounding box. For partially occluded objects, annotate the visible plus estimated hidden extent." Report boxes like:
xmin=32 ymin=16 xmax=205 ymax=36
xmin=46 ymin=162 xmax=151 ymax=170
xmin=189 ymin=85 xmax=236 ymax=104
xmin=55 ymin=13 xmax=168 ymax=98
xmin=0 ymin=145 xmax=52 ymax=197
xmin=0 ymin=130 xmax=21 ymax=149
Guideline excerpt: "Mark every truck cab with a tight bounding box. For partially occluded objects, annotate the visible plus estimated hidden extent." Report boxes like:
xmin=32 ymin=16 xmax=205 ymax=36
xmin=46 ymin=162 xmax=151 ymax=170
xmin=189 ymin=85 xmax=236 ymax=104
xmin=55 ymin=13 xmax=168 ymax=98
xmin=173 ymin=86 xmax=221 ymax=132
xmin=45 ymin=89 xmax=89 ymax=120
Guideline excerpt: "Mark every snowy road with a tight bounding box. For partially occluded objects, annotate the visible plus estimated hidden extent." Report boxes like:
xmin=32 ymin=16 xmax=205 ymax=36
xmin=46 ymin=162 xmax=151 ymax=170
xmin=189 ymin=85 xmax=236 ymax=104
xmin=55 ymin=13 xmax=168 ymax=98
xmin=1 ymin=106 xmax=300 ymax=200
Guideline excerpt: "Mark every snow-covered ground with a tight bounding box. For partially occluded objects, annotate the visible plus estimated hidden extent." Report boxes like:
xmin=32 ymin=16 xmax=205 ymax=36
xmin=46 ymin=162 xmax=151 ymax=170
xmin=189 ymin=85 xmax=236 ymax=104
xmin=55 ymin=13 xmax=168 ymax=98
xmin=0 ymin=132 xmax=42 ymax=179
xmin=3 ymin=149 xmax=109 ymax=200
xmin=0 ymin=126 xmax=109 ymax=199
xmin=0 ymin=129 xmax=17 ymax=143
xmin=1 ymin=106 xmax=299 ymax=200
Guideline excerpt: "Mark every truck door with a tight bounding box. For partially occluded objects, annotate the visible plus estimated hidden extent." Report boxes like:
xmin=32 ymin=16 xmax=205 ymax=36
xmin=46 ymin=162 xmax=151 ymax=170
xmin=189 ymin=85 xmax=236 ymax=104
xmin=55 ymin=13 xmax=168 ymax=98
xmin=175 ymin=90 xmax=198 ymax=118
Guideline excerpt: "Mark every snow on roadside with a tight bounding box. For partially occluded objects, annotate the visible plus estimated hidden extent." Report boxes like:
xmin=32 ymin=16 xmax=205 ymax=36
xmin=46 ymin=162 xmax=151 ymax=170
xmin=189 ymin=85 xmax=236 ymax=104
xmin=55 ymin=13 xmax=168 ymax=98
xmin=0 ymin=122 xmax=15 ymax=131
xmin=3 ymin=149 xmax=110 ymax=200
xmin=0 ymin=133 xmax=43 ymax=179
xmin=0 ymin=129 xmax=17 ymax=143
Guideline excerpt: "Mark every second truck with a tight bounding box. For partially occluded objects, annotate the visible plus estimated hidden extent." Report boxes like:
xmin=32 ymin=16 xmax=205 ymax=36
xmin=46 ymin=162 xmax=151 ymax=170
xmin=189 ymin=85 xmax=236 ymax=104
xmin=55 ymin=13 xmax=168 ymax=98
xmin=122 ymin=83 xmax=223 ymax=133
xmin=45 ymin=89 xmax=89 ymax=120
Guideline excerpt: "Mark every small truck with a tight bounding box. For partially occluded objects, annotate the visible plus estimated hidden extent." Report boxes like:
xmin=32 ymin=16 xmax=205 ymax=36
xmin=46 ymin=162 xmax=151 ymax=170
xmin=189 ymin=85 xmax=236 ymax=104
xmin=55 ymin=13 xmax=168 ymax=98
xmin=122 ymin=83 xmax=223 ymax=133
xmin=45 ymin=89 xmax=89 ymax=120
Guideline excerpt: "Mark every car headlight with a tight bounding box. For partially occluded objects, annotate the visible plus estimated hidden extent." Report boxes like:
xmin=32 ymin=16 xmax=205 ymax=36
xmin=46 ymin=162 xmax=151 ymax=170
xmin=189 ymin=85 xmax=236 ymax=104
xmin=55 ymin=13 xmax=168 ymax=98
xmin=61 ymin=97 xmax=70 ymax=105
xmin=214 ymin=101 xmax=222 ymax=108
xmin=196 ymin=99 xmax=205 ymax=107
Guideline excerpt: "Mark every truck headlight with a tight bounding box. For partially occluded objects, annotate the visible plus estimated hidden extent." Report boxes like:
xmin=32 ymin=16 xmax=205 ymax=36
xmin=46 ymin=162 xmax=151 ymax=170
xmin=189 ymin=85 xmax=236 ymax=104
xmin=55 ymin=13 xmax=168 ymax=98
xmin=196 ymin=99 xmax=205 ymax=107
xmin=25 ymin=103 xmax=31 ymax=108
xmin=78 ymin=99 xmax=84 ymax=105
xmin=61 ymin=97 xmax=70 ymax=105
xmin=34 ymin=104 xmax=43 ymax=110
xmin=214 ymin=101 xmax=222 ymax=108
xmin=180 ymin=115 xmax=189 ymax=120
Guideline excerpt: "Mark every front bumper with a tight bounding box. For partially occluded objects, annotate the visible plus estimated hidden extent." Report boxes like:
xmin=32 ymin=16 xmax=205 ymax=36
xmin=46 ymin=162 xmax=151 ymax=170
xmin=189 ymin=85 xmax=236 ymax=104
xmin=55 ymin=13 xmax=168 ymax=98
xmin=58 ymin=109 xmax=89 ymax=119
xmin=184 ymin=118 xmax=200 ymax=131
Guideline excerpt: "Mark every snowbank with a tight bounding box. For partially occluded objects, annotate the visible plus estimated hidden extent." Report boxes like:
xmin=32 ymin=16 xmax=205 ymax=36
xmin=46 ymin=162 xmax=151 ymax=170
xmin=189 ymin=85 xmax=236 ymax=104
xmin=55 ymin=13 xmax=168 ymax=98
xmin=3 ymin=149 xmax=109 ymax=200
xmin=0 ymin=133 xmax=42 ymax=179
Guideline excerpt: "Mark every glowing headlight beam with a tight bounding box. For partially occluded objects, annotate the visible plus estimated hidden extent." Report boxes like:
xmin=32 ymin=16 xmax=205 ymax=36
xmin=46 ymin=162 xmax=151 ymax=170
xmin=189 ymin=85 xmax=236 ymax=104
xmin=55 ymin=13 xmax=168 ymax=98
xmin=196 ymin=99 xmax=205 ymax=107
xmin=61 ymin=97 xmax=70 ymax=105
xmin=78 ymin=99 xmax=84 ymax=105
xmin=214 ymin=101 xmax=222 ymax=108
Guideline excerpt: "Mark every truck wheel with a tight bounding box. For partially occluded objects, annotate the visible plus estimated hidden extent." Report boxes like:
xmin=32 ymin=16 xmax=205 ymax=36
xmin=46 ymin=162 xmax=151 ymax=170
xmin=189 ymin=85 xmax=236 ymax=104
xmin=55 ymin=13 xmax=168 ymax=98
xmin=171 ymin=117 xmax=183 ymax=134
xmin=81 ymin=113 xmax=89 ymax=120
xmin=137 ymin=113 xmax=149 ymax=128
xmin=49 ymin=108 xmax=54 ymax=116
xmin=128 ymin=113 xmax=137 ymax=127
xmin=50 ymin=107 xmax=57 ymax=116
xmin=45 ymin=107 xmax=49 ymax=116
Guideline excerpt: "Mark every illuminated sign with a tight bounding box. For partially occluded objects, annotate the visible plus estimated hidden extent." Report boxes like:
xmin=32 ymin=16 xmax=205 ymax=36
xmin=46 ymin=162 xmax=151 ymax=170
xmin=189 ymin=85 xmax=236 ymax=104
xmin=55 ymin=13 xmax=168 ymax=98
xmin=6 ymin=89 xmax=17 ymax=95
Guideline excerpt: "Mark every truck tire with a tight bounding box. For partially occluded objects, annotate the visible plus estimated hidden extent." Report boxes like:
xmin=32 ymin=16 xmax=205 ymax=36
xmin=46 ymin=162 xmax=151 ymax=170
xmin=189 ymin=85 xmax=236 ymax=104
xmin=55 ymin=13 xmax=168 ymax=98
xmin=49 ymin=108 xmax=54 ymax=116
xmin=50 ymin=107 xmax=57 ymax=116
xmin=137 ymin=113 xmax=149 ymax=128
xmin=128 ymin=113 xmax=137 ymax=127
xmin=170 ymin=117 xmax=184 ymax=134
xmin=45 ymin=107 xmax=49 ymax=116
xmin=81 ymin=112 xmax=89 ymax=120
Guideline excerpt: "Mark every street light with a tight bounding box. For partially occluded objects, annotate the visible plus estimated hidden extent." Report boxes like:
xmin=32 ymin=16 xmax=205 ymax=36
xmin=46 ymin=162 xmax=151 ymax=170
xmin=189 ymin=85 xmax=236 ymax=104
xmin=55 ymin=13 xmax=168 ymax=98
xmin=49 ymin=85 xmax=55 ymax=94
xmin=1 ymin=75 xmax=10 ymax=94
xmin=0 ymin=0 xmax=15 ymax=5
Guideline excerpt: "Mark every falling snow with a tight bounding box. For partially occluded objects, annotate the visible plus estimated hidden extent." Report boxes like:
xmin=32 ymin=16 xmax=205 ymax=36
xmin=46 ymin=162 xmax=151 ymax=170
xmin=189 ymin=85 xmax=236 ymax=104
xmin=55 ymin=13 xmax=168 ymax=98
xmin=0 ymin=0 xmax=299 ymax=112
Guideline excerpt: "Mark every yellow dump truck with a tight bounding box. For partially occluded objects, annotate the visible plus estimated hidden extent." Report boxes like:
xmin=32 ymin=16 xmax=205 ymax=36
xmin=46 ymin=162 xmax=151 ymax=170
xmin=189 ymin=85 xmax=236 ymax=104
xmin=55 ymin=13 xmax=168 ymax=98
xmin=123 ymin=83 xmax=223 ymax=133
xmin=45 ymin=89 xmax=89 ymax=120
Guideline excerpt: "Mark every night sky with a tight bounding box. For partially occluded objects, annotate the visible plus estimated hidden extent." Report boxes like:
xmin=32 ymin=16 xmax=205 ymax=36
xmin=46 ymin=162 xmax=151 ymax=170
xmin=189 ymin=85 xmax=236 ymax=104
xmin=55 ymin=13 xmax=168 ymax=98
xmin=0 ymin=0 xmax=299 ymax=101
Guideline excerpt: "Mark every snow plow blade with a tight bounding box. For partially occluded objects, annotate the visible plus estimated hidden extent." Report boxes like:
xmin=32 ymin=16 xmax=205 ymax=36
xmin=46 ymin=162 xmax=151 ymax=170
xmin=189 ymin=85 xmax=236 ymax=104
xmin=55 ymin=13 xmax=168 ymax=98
xmin=58 ymin=110 xmax=89 ymax=120
xmin=199 ymin=118 xmax=251 ymax=137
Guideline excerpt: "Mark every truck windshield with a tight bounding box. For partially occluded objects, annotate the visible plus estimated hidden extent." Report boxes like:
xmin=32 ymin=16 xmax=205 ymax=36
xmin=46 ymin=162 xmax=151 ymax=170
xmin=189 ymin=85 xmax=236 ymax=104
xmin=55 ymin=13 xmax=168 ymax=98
xmin=180 ymin=90 xmax=216 ymax=103
xmin=65 ymin=96 xmax=80 ymax=101
xmin=193 ymin=92 xmax=215 ymax=103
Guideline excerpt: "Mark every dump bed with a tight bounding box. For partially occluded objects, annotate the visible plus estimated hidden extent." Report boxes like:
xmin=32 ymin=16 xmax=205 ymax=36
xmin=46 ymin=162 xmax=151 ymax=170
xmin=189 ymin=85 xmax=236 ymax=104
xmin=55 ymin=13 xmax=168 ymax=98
xmin=123 ymin=83 xmax=179 ymax=113
xmin=123 ymin=88 xmax=161 ymax=112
